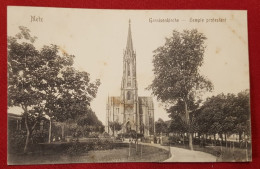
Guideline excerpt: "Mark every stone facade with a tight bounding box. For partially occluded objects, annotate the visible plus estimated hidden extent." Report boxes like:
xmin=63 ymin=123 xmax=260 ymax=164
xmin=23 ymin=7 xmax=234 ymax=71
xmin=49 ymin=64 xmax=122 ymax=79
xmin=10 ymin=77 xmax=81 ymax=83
xmin=105 ymin=20 xmax=154 ymax=136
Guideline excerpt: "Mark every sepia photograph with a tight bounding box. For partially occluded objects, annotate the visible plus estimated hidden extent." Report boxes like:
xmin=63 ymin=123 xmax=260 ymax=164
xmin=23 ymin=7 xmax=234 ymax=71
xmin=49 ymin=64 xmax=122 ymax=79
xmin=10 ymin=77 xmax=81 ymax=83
xmin=7 ymin=7 xmax=251 ymax=164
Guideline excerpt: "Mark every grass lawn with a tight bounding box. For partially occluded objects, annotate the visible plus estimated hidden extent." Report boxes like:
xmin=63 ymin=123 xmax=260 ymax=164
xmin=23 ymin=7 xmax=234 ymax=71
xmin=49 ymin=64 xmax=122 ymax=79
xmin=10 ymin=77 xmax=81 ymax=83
xmin=8 ymin=143 xmax=169 ymax=164
xmin=171 ymin=144 xmax=251 ymax=162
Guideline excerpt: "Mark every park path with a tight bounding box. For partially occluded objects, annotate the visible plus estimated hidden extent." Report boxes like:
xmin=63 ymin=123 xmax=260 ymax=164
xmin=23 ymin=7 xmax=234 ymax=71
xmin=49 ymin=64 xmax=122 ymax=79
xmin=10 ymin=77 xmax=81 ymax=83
xmin=139 ymin=142 xmax=216 ymax=162
xmin=165 ymin=146 xmax=216 ymax=162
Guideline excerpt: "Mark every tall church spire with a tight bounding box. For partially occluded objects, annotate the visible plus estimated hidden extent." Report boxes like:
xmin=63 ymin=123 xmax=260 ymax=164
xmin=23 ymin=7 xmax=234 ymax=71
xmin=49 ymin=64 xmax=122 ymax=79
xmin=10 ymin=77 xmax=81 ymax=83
xmin=126 ymin=19 xmax=134 ymax=52
xmin=121 ymin=19 xmax=138 ymax=102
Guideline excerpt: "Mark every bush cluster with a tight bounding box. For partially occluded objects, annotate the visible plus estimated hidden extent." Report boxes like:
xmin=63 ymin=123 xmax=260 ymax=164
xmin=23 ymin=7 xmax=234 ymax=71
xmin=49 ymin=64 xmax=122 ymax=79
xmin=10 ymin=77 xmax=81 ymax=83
xmin=118 ymin=132 xmax=144 ymax=139
xmin=8 ymin=130 xmax=26 ymax=154
xmin=66 ymin=139 xmax=114 ymax=156
xmin=8 ymin=130 xmax=49 ymax=154
xmin=66 ymin=141 xmax=85 ymax=156
xmin=31 ymin=130 xmax=49 ymax=144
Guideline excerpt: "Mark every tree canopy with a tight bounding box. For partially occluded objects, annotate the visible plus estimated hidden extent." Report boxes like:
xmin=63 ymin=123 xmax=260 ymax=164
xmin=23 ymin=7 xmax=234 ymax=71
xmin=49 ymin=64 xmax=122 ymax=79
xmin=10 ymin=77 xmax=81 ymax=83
xmin=109 ymin=121 xmax=122 ymax=136
xmin=194 ymin=90 xmax=250 ymax=141
xmin=148 ymin=29 xmax=213 ymax=150
xmin=8 ymin=26 xmax=101 ymax=153
xmin=148 ymin=29 xmax=213 ymax=104
xmin=77 ymin=108 xmax=105 ymax=134
xmin=155 ymin=118 xmax=168 ymax=135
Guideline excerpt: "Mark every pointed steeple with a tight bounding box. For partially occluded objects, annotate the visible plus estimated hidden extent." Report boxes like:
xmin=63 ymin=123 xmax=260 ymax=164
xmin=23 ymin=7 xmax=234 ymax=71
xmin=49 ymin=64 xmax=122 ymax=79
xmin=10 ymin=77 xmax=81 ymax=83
xmin=126 ymin=19 xmax=134 ymax=52
xmin=121 ymin=19 xmax=138 ymax=103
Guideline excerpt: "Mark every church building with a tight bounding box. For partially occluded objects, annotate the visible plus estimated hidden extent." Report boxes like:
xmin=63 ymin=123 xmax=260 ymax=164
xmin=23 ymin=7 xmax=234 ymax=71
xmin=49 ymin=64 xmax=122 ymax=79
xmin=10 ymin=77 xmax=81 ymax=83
xmin=105 ymin=20 xmax=155 ymax=136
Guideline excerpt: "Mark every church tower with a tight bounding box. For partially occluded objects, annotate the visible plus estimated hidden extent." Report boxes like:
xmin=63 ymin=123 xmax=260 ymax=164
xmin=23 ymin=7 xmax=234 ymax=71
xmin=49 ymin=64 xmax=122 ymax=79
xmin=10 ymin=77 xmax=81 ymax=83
xmin=106 ymin=20 xmax=154 ymax=136
xmin=121 ymin=19 xmax=138 ymax=102
xmin=121 ymin=20 xmax=139 ymax=133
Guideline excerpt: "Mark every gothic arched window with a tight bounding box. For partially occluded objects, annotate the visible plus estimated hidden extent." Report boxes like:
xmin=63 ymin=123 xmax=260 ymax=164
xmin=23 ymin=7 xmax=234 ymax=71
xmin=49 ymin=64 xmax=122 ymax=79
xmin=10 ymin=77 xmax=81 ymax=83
xmin=127 ymin=62 xmax=130 ymax=76
xmin=127 ymin=79 xmax=131 ymax=87
xmin=127 ymin=91 xmax=131 ymax=100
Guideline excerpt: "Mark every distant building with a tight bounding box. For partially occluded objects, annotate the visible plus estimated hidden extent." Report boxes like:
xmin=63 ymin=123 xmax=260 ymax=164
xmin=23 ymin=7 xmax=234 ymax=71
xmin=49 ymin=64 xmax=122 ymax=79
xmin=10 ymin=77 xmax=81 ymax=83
xmin=106 ymin=20 xmax=155 ymax=136
xmin=8 ymin=113 xmax=22 ymax=131
xmin=8 ymin=112 xmax=48 ymax=132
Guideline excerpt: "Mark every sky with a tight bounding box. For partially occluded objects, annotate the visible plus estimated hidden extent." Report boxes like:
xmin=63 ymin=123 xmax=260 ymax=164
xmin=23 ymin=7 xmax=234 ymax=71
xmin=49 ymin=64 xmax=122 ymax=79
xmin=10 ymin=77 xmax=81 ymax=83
xmin=7 ymin=7 xmax=250 ymax=123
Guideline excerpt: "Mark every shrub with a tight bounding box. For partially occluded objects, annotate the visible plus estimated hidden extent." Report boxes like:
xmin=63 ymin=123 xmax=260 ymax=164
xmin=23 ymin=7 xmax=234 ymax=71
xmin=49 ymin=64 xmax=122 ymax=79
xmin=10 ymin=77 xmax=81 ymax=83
xmin=103 ymin=132 xmax=110 ymax=138
xmin=66 ymin=141 xmax=86 ymax=156
xmin=88 ymin=133 xmax=99 ymax=138
xmin=31 ymin=130 xmax=48 ymax=144
xmin=102 ymin=140 xmax=114 ymax=150
xmin=85 ymin=141 xmax=95 ymax=151
xmin=8 ymin=130 xmax=26 ymax=154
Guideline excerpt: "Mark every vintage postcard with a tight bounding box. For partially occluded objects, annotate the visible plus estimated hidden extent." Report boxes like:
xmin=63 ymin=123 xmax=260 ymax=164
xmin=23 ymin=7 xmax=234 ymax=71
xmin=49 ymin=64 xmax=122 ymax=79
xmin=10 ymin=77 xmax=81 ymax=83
xmin=7 ymin=6 xmax=251 ymax=164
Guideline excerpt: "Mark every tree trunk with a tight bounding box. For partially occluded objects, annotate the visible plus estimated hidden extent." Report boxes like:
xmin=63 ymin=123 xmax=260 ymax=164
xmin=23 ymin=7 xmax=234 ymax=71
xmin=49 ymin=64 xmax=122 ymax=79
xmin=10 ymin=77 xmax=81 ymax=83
xmin=183 ymin=134 xmax=185 ymax=145
xmin=239 ymin=132 xmax=242 ymax=143
xmin=184 ymin=100 xmax=193 ymax=150
xmin=48 ymin=118 xmax=52 ymax=143
xmin=220 ymin=135 xmax=223 ymax=152
xmin=199 ymin=134 xmax=201 ymax=147
xmin=205 ymin=134 xmax=208 ymax=145
xmin=23 ymin=113 xmax=31 ymax=154
xmin=214 ymin=134 xmax=216 ymax=146
xmin=220 ymin=133 xmax=223 ymax=142
xmin=189 ymin=134 xmax=193 ymax=150
xmin=61 ymin=124 xmax=65 ymax=140
xmin=225 ymin=133 xmax=227 ymax=148
xmin=128 ymin=141 xmax=131 ymax=157
xmin=136 ymin=137 xmax=138 ymax=152
xmin=113 ymin=126 xmax=115 ymax=137
xmin=24 ymin=130 xmax=31 ymax=154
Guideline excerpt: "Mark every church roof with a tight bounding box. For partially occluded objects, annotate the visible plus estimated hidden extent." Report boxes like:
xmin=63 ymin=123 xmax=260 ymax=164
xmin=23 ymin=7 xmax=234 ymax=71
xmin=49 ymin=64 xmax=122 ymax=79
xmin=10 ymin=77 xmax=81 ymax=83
xmin=138 ymin=96 xmax=154 ymax=109
xmin=108 ymin=96 xmax=121 ymax=106
xmin=8 ymin=113 xmax=22 ymax=120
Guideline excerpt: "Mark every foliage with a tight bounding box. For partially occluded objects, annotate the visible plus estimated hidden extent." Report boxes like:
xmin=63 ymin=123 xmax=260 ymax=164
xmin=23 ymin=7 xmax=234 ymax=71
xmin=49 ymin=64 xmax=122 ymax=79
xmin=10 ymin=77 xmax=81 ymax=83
xmin=193 ymin=90 xmax=250 ymax=142
xmin=148 ymin=29 xmax=212 ymax=103
xmin=109 ymin=121 xmax=122 ymax=136
xmin=76 ymin=108 xmax=105 ymax=137
xmin=8 ymin=130 xmax=27 ymax=154
xmin=31 ymin=129 xmax=49 ymax=144
xmin=148 ymin=29 xmax=213 ymax=149
xmin=8 ymin=129 xmax=49 ymax=154
xmin=118 ymin=132 xmax=144 ymax=139
xmin=168 ymin=113 xmax=188 ymax=134
xmin=232 ymin=90 xmax=251 ymax=138
xmin=155 ymin=118 xmax=168 ymax=135
xmin=66 ymin=139 xmax=114 ymax=156
xmin=8 ymin=26 xmax=100 ymax=153
xmin=66 ymin=140 xmax=85 ymax=156
xmin=195 ymin=94 xmax=227 ymax=136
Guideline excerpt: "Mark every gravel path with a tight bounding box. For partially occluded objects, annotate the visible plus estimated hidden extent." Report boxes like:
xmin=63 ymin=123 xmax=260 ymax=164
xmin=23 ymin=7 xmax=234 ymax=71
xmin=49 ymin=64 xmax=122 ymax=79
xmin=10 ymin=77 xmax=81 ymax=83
xmin=165 ymin=146 xmax=216 ymax=162
xmin=138 ymin=142 xmax=216 ymax=162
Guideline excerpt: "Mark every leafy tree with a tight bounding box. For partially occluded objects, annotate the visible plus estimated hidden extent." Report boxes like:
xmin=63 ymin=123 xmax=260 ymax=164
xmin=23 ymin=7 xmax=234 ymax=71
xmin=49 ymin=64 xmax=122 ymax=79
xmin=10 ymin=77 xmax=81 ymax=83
xmin=232 ymin=90 xmax=250 ymax=141
xmin=221 ymin=94 xmax=237 ymax=144
xmin=195 ymin=91 xmax=250 ymax=144
xmin=167 ymin=98 xmax=200 ymax=134
xmin=155 ymin=118 xmax=168 ymax=135
xmin=148 ymin=29 xmax=213 ymax=150
xmin=168 ymin=115 xmax=188 ymax=135
xmin=205 ymin=95 xmax=225 ymax=135
xmin=8 ymin=26 xmax=100 ymax=153
xmin=77 ymin=108 xmax=105 ymax=136
xmin=109 ymin=121 xmax=122 ymax=136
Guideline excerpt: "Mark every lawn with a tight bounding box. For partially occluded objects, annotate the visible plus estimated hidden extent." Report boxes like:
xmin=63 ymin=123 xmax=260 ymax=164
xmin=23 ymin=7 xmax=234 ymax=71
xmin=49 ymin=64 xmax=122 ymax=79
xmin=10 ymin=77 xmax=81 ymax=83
xmin=8 ymin=143 xmax=170 ymax=164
